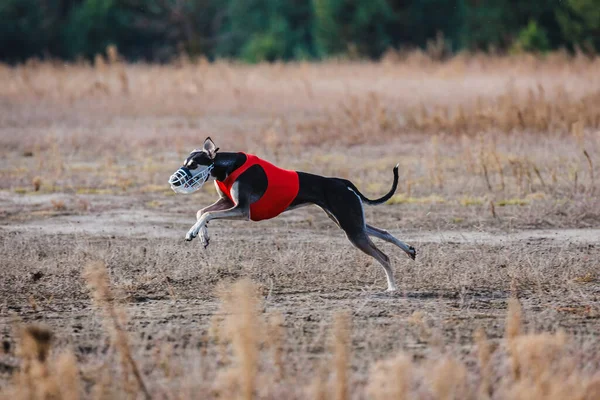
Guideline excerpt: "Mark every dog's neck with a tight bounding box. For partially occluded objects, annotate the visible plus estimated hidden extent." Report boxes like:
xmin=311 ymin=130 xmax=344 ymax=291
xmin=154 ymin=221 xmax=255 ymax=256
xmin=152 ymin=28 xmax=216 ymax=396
xmin=211 ymin=152 xmax=247 ymax=182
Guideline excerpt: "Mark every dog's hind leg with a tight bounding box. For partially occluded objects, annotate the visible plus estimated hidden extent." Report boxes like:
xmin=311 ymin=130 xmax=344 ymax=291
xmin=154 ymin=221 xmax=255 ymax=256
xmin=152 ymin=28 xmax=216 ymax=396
xmin=347 ymin=233 xmax=397 ymax=291
xmin=321 ymin=208 xmax=341 ymax=228
xmin=321 ymin=184 xmax=398 ymax=291
xmin=366 ymin=224 xmax=416 ymax=260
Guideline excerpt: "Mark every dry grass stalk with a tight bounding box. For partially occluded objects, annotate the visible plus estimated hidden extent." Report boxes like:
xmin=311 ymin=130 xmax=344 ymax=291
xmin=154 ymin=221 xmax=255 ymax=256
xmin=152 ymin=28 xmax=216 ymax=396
xmin=31 ymin=176 xmax=42 ymax=192
xmin=12 ymin=324 xmax=60 ymax=400
xmin=501 ymin=330 xmax=597 ymax=400
xmin=532 ymin=163 xmax=546 ymax=190
xmin=19 ymin=325 xmax=52 ymax=364
xmin=332 ymin=311 xmax=351 ymax=400
xmin=366 ymin=353 xmax=412 ymax=400
xmin=94 ymin=54 xmax=106 ymax=71
xmin=106 ymin=45 xmax=119 ymax=65
xmin=482 ymin=161 xmax=493 ymax=192
xmin=572 ymin=120 xmax=584 ymax=147
xmin=508 ymin=159 xmax=525 ymax=197
xmin=119 ymin=67 xmax=130 ymax=95
xmin=51 ymin=199 xmax=66 ymax=211
xmin=83 ymin=261 xmax=151 ymax=400
xmin=27 ymin=295 xmax=37 ymax=311
xmin=583 ymin=149 xmax=594 ymax=194
xmin=217 ymin=278 xmax=264 ymax=400
xmin=524 ymin=162 xmax=533 ymax=193
xmin=89 ymin=363 xmax=114 ymax=400
xmin=492 ymin=151 xmax=505 ymax=191
xmin=474 ymin=327 xmax=494 ymax=398
xmin=505 ymin=297 xmax=523 ymax=381
xmin=430 ymin=135 xmax=444 ymax=189
xmin=478 ymin=138 xmax=493 ymax=192
xmin=510 ymin=331 xmax=567 ymax=384
xmin=489 ymin=200 xmax=497 ymax=219
xmin=55 ymin=351 xmax=82 ymax=400
xmin=429 ymin=357 xmax=470 ymax=400
xmin=306 ymin=363 xmax=329 ymax=400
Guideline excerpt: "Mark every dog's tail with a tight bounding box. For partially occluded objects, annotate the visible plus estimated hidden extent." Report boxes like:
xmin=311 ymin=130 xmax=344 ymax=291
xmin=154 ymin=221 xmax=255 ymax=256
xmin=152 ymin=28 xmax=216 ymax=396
xmin=345 ymin=164 xmax=399 ymax=205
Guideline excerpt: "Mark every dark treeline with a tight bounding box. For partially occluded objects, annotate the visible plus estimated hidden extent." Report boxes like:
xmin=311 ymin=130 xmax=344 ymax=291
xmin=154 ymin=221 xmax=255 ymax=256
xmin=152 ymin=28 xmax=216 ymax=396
xmin=1 ymin=0 xmax=599 ymax=63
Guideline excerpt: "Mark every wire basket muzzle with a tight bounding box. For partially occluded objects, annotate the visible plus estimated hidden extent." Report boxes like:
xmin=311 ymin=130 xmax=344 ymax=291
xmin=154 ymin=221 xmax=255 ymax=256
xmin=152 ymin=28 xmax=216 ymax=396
xmin=169 ymin=165 xmax=213 ymax=194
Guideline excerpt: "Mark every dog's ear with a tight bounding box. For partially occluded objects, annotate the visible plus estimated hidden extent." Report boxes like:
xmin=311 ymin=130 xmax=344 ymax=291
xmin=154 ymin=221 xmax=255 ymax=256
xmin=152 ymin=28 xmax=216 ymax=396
xmin=203 ymin=137 xmax=218 ymax=159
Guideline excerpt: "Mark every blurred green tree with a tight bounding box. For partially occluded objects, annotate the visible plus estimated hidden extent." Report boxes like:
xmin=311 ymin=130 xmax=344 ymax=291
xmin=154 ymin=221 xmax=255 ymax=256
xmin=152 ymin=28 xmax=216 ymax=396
xmin=313 ymin=0 xmax=395 ymax=58
xmin=556 ymin=0 xmax=600 ymax=52
xmin=62 ymin=0 xmax=125 ymax=59
xmin=512 ymin=20 xmax=550 ymax=53
xmin=0 ymin=0 xmax=48 ymax=61
xmin=216 ymin=0 xmax=314 ymax=62
xmin=0 ymin=0 xmax=598 ymax=63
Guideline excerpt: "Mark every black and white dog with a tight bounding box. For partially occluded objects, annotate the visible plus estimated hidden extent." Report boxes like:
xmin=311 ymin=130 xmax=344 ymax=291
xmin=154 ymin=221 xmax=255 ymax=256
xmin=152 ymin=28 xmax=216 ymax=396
xmin=169 ymin=138 xmax=416 ymax=291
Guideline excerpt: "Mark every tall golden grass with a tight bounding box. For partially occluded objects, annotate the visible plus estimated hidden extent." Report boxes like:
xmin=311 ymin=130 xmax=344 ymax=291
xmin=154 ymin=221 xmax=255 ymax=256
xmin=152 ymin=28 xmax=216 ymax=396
xmin=2 ymin=50 xmax=599 ymax=139
xmin=2 ymin=50 xmax=598 ymax=204
xmin=2 ymin=274 xmax=598 ymax=399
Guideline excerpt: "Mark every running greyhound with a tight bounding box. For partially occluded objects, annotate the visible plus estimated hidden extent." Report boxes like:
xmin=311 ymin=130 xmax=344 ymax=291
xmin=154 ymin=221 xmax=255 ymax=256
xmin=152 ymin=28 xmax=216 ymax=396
xmin=169 ymin=137 xmax=416 ymax=291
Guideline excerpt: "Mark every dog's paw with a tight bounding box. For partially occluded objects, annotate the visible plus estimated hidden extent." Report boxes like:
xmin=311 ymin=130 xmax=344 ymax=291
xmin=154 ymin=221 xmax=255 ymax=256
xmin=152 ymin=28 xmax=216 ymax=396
xmin=185 ymin=228 xmax=198 ymax=241
xmin=199 ymin=226 xmax=210 ymax=248
xmin=408 ymin=246 xmax=417 ymax=260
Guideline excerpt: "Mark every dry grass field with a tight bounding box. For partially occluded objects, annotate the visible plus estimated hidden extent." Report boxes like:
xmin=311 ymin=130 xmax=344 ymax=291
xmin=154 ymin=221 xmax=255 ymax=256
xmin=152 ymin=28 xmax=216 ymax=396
xmin=1 ymin=51 xmax=600 ymax=399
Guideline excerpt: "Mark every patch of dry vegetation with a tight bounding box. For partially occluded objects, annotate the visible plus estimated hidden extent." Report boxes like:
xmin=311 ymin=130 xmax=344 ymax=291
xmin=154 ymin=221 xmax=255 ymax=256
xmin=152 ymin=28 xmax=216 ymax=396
xmin=1 ymin=275 xmax=598 ymax=399
xmin=1 ymin=52 xmax=599 ymax=219
xmin=2 ymin=53 xmax=600 ymax=398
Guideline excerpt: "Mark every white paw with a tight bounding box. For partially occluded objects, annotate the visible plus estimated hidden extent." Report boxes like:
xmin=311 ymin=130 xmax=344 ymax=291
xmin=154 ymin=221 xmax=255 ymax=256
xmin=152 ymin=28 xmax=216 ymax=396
xmin=199 ymin=225 xmax=210 ymax=248
xmin=185 ymin=227 xmax=198 ymax=241
xmin=386 ymin=285 xmax=398 ymax=292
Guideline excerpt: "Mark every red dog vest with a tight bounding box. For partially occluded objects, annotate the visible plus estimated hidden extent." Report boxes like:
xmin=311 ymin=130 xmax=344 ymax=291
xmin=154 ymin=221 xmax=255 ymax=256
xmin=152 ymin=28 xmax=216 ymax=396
xmin=216 ymin=153 xmax=300 ymax=221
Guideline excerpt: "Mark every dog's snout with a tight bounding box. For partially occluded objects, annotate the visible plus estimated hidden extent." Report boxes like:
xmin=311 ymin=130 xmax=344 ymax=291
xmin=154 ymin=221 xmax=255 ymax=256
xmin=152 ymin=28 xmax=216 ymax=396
xmin=169 ymin=177 xmax=182 ymax=186
xmin=169 ymin=168 xmax=185 ymax=187
xmin=169 ymin=165 xmax=211 ymax=194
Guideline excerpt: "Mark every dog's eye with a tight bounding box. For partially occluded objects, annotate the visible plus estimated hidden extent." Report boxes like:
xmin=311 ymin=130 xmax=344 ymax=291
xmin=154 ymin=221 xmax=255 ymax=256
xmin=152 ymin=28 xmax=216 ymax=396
xmin=188 ymin=161 xmax=197 ymax=169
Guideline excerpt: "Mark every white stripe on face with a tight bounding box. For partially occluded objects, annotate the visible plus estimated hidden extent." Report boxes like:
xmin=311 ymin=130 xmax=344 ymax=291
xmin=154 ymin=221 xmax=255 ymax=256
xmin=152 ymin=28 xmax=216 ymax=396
xmin=185 ymin=150 xmax=207 ymax=168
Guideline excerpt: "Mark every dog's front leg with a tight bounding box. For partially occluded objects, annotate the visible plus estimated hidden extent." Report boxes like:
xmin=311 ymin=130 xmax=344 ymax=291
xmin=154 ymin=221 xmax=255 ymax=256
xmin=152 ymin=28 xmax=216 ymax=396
xmin=196 ymin=197 xmax=233 ymax=221
xmin=185 ymin=198 xmax=233 ymax=242
xmin=186 ymin=205 xmax=250 ymax=247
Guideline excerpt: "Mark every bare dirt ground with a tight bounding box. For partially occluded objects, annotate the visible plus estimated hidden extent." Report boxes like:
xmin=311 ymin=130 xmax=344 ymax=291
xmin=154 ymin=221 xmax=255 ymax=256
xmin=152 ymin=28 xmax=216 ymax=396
xmin=2 ymin=191 xmax=599 ymax=392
